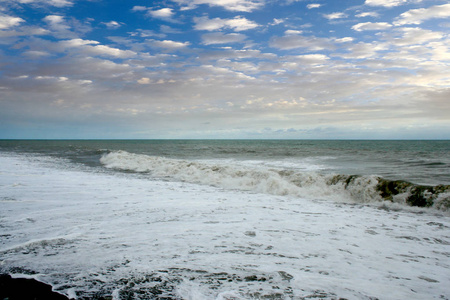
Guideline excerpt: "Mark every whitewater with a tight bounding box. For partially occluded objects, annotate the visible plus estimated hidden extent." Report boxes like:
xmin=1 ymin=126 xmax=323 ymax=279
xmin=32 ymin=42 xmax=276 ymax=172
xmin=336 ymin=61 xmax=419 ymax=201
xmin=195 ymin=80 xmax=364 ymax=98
xmin=0 ymin=140 xmax=449 ymax=299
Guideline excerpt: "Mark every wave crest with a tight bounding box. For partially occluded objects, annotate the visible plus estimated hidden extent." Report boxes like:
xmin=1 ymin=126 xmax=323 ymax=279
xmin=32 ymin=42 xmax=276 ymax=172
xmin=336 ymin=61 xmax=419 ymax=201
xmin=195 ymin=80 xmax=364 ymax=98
xmin=100 ymin=151 xmax=449 ymax=210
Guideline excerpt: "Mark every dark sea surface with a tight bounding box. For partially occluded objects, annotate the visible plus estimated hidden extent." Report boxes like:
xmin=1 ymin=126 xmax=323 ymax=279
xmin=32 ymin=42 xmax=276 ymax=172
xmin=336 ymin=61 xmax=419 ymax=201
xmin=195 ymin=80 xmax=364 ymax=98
xmin=1 ymin=139 xmax=449 ymax=185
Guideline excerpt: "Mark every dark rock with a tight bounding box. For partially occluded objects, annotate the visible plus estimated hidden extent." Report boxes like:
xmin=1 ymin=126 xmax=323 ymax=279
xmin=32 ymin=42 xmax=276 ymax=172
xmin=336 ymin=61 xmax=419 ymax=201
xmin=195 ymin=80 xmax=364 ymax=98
xmin=377 ymin=179 xmax=450 ymax=208
xmin=0 ymin=274 xmax=69 ymax=300
xmin=376 ymin=179 xmax=411 ymax=200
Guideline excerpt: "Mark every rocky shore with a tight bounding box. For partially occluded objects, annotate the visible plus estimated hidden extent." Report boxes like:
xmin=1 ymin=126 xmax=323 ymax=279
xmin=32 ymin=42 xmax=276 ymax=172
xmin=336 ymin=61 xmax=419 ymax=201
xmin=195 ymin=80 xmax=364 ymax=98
xmin=0 ymin=274 xmax=69 ymax=300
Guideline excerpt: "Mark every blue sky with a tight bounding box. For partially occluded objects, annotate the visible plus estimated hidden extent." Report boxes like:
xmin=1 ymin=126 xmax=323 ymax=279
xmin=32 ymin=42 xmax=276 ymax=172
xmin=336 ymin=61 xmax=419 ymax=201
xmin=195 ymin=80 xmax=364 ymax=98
xmin=0 ymin=0 xmax=449 ymax=139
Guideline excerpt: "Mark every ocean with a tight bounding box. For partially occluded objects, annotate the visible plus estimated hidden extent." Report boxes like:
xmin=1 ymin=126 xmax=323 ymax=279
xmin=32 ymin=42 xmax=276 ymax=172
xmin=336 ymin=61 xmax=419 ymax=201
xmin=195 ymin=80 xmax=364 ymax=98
xmin=0 ymin=140 xmax=449 ymax=299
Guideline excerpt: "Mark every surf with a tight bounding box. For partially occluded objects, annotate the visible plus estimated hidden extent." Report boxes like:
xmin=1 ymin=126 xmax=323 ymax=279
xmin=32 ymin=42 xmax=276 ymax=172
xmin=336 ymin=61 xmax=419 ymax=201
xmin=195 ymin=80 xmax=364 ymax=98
xmin=100 ymin=150 xmax=450 ymax=210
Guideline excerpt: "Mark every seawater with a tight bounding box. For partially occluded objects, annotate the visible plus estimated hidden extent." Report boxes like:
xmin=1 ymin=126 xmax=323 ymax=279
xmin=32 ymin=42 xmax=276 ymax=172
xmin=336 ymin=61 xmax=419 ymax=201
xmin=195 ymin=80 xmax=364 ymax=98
xmin=1 ymin=140 xmax=450 ymax=299
xmin=1 ymin=139 xmax=449 ymax=184
xmin=1 ymin=140 xmax=449 ymax=208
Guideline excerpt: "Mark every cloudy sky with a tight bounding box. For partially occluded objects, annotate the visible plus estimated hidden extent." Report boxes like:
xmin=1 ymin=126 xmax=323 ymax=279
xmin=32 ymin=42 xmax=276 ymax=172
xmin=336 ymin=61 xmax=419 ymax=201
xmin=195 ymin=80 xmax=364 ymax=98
xmin=0 ymin=0 xmax=449 ymax=139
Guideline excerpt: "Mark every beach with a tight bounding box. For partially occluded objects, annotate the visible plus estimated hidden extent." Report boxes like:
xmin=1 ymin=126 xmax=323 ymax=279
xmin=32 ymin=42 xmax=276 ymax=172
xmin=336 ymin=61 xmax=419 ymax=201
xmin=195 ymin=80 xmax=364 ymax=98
xmin=0 ymin=140 xmax=449 ymax=299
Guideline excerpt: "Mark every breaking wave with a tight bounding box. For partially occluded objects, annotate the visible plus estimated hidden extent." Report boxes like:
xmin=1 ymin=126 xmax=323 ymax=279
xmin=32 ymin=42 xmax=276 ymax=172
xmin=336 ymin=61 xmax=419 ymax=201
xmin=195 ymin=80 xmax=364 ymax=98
xmin=100 ymin=151 xmax=450 ymax=210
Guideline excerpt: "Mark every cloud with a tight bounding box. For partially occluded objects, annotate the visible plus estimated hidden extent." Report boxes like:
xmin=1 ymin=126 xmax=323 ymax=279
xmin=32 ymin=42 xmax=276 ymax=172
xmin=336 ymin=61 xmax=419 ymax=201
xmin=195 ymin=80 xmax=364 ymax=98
xmin=132 ymin=7 xmax=180 ymax=23
xmin=296 ymin=54 xmax=330 ymax=64
xmin=352 ymin=22 xmax=392 ymax=31
xmin=0 ymin=15 xmax=25 ymax=29
xmin=201 ymin=32 xmax=247 ymax=45
xmin=86 ymin=45 xmax=137 ymax=58
xmin=160 ymin=25 xmax=182 ymax=34
xmin=0 ymin=26 xmax=50 ymax=45
xmin=41 ymin=14 xmax=92 ymax=39
xmin=43 ymin=15 xmax=73 ymax=37
xmin=130 ymin=29 xmax=166 ymax=38
xmin=137 ymin=77 xmax=151 ymax=84
xmin=132 ymin=6 xmax=147 ymax=12
xmin=148 ymin=8 xmax=181 ymax=23
xmin=59 ymin=38 xmax=98 ymax=47
xmin=364 ymin=0 xmax=408 ymax=7
xmin=270 ymin=34 xmax=333 ymax=51
xmin=22 ymin=50 xmax=51 ymax=58
xmin=172 ymin=0 xmax=264 ymax=12
xmin=102 ymin=21 xmax=121 ymax=29
xmin=270 ymin=18 xmax=284 ymax=26
xmin=307 ymin=4 xmax=321 ymax=9
xmin=323 ymin=12 xmax=347 ymax=20
xmin=334 ymin=37 xmax=354 ymax=43
xmin=284 ymin=30 xmax=302 ymax=35
xmin=14 ymin=0 xmax=74 ymax=7
xmin=147 ymin=39 xmax=191 ymax=49
xmin=356 ymin=12 xmax=380 ymax=18
xmin=334 ymin=42 xmax=388 ymax=59
xmin=194 ymin=16 xmax=259 ymax=31
xmin=382 ymin=27 xmax=444 ymax=46
xmin=58 ymin=38 xmax=137 ymax=58
xmin=2 ymin=0 xmax=449 ymax=139
xmin=149 ymin=8 xmax=174 ymax=19
xmin=394 ymin=3 xmax=450 ymax=25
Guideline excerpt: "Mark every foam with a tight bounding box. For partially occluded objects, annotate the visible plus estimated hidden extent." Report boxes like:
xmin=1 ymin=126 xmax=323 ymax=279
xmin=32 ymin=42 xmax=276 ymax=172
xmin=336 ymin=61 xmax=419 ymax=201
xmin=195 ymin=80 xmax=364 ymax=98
xmin=100 ymin=151 xmax=377 ymax=201
xmin=2 ymin=153 xmax=450 ymax=299
xmin=100 ymin=150 xmax=450 ymax=209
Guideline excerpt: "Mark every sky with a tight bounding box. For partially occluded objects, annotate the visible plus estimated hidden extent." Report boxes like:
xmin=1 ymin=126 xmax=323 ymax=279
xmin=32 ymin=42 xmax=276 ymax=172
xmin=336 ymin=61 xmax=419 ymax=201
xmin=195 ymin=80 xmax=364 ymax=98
xmin=0 ymin=0 xmax=449 ymax=139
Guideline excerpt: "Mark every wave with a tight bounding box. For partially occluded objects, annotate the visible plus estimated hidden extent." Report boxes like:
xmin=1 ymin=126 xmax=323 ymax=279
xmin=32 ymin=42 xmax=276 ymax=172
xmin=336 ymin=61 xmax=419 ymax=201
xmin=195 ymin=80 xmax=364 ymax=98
xmin=100 ymin=151 xmax=450 ymax=210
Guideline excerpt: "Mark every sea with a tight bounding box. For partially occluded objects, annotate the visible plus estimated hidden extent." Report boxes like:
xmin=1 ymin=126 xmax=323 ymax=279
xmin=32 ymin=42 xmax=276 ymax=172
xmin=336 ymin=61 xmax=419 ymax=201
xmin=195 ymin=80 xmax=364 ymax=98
xmin=0 ymin=140 xmax=449 ymax=299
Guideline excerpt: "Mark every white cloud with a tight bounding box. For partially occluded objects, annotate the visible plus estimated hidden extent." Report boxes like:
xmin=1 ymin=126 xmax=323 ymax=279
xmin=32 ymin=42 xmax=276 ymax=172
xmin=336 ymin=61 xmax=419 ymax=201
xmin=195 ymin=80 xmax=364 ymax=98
xmin=194 ymin=16 xmax=259 ymax=31
xmin=296 ymin=54 xmax=329 ymax=64
xmin=307 ymin=4 xmax=321 ymax=9
xmin=58 ymin=38 xmax=136 ymax=58
xmin=148 ymin=39 xmax=190 ymax=49
xmin=334 ymin=37 xmax=354 ymax=43
xmin=201 ymin=32 xmax=247 ymax=45
xmin=149 ymin=8 xmax=174 ymax=19
xmin=335 ymin=42 xmax=388 ymax=59
xmin=43 ymin=15 xmax=71 ymax=33
xmin=132 ymin=7 xmax=180 ymax=23
xmin=16 ymin=0 xmax=73 ymax=7
xmin=394 ymin=4 xmax=450 ymax=25
xmin=384 ymin=27 xmax=444 ymax=46
xmin=130 ymin=29 xmax=166 ymax=38
xmin=0 ymin=26 xmax=50 ymax=41
xmin=172 ymin=0 xmax=264 ymax=12
xmin=47 ymin=0 xmax=72 ymax=7
xmin=137 ymin=77 xmax=151 ymax=84
xmin=23 ymin=50 xmax=51 ymax=57
xmin=59 ymin=38 xmax=99 ymax=48
xmin=271 ymin=18 xmax=284 ymax=25
xmin=352 ymin=22 xmax=392 ymax=31
xmin=87 ymin=45 xmax=136 ymax=58
xmin=270 ymin=34 xmax=332 ymax=51
xmin=132 ymin=6 xmax=147 ymax=11
xmin=324 ymin=12 xmax=347 ymax=20
xmin=285 ymin=30 xmax=302 ymax=35
xmin=160 ymin=25 xmax=183 ymax=34
xmin=103 ymin=21 xmax=121 ymax=29
xmin=0 ymin=15 xmax=25 ymax=29
xmin=356 ymin=12 xmax=380 ymax=18
xmin=44 ymin=15 xmax=64 ymax=24
xmin=42 ymin=14 xmax=91 ymax=38
xmin=365 ymin=0 xmax=408 ymax=7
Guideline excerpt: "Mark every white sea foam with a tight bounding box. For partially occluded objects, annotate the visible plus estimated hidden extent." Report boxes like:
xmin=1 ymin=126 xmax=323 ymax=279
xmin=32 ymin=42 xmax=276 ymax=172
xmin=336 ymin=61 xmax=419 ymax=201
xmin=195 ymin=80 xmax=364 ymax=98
xmin=1 ymin=153 xmax=450 ymax=299
xmin=100 ymin=150 xmax=384 ymax=204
